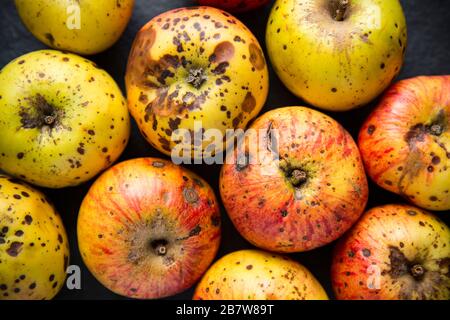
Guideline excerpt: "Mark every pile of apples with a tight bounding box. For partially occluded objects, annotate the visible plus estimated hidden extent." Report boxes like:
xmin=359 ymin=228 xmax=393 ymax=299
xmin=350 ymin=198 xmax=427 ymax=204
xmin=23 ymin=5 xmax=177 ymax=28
xmin=0 ymin=0 xmax=448 ymax=300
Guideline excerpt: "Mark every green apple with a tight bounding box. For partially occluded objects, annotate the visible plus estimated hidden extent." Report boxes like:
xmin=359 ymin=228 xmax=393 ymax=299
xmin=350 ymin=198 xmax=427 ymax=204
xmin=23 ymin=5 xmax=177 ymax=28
xmin=266 ymin=0 xmax=407 ymax=111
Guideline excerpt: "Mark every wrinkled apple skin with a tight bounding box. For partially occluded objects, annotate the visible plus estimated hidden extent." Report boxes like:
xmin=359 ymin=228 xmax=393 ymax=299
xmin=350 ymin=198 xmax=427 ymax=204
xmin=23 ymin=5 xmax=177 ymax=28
xmin=77 ymin=158 xmax=221 ymax=299
xmin=0 ymin=175 xmax=69 ymax=300
xmin=198 ymin=0 xmax=270 ymax=13
xmin=266 ymin=0 xmax=407 ymax=111
xmin=331 ymin=204 xmax=450 ymax=300
xmin=15 ymin=0 xmax=134 ymax=55
xmin=126 ymin=6 xmax=269 ymax=158
xmin=193 ymin=249 xmax=328 ymax=300
xmin=359 ymin=76 xmax=450 ymax=211
xmin=0 ymin=50 xmax=130 ymax=188
xmin=220 ymin=107 xmax=368 ymax=252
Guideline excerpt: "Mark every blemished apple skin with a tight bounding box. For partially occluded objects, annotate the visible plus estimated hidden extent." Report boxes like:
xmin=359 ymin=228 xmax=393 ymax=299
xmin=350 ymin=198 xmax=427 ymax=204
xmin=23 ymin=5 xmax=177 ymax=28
xmin=266 ymin=0 xmax=407 ymax=111
xmin=15 ymin=0 xmax=135 ymax=55
xmin=193 ymin=250 xmax=328 ymax=300
xmin=126 ymin=6 xmax=269 ymax=158
xmin=198 ymin=0 xmax=270 ymax=13
xmin=331 ymin=204 xmax=450 ymax=300
xmin=359 ymin=76 xmax=450 ymax=211
xmin=220 ymin=107 xmax=368 ymax=253
xmin=0 ymin=50 xmax=130 ymax=188
xmin=0 ymin=175 xmax=69 ymax=300
xmin=77 ymin=158 xmax=221 ymax=299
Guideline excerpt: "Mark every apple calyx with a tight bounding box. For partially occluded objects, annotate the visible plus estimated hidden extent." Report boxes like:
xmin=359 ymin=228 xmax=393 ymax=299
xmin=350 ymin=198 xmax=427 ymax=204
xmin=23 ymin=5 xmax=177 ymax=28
xmin=151 ymin=239 xmax=168 ymax=256
xmin=19 ymin=94 xmax=63 ymax=131
xmin=279 ymin=159 xmax=308 ymax=188
xmin=329 ymin=0 xmax=350 ymax=22
xmin=186 ymin=67 xmax=207 ymax=89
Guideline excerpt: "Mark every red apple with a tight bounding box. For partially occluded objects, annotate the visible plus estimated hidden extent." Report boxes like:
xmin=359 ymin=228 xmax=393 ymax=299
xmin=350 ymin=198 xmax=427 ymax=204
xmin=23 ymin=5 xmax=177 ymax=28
xmin=198 ymin=0 xmax=270 ymax=13
xmin=77 ymin=158 xmax=221 ymax=299
xmin=359 ymin=75 xmax=450 ymax=211
xmin=331 ymin=204 xmax=450 ymax=300
xmin=220 ymin=107 xmax=368 ymax=252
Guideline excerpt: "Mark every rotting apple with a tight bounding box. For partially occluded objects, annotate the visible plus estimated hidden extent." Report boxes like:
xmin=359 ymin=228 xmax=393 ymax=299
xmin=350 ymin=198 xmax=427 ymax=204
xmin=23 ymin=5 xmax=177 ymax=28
xmin=0 ymin=50 xmax=130 ymax=188
xmin=359 ymin=76 xmax=450 ymax=211
xmin=15 ymin=0 xmax=135 ymax=55
xmin=220 ymin=107 xmax=368 ymax=252
xmin=126 ymin=6 xmax=269 ymax=159
xmin=0 ymin=175 xmax=69 ymax=300
xmin=331 ymin=204 xmax=450 ymax=300
xmin=266 ymin=0 xmax=407 ymax=111
xmin=193 ymin=249 xmax=328 ymax=300
xmin=77 ymin=158 xmax=221 ymax=299
xmin=198 ymin=0 xmax=270 ymax=13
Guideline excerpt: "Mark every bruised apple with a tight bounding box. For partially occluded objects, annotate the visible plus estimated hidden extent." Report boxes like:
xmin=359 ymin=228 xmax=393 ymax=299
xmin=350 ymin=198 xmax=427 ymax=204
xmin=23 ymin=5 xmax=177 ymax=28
xmin=126 ymin=6 xmax=269 ymax=159
xmin=193 ymin=250 xmax=328 ymax=300
xmin=198 ymin=0 xmax=270 ymax=13
xmin=359 ymin=76 xmax=450 ymax=211
xmin=332 ymin=204 xmax=450 ymax=300
xmin=220 ymin=107 xmax=368 ymax=252
xmin=77 ymin=158 xmax=221 ymax=299
xmin=266 ymin=0 xmax=407 ymax=111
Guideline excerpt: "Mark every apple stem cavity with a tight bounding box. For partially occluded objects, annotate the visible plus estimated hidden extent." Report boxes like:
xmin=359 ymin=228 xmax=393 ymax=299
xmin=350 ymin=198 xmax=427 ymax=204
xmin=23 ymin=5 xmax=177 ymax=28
xmin=429 ymin=124 xmax=443 ymax=136
xmin=187 ymin=67 xmax=207 ymax=89
xmin=19 ymin=94 xmax=62 ymax=131
xmin=330 ymin=0 xmax=350 ymax=22
xmin=279 ymin=159 xmax=308 ymax=188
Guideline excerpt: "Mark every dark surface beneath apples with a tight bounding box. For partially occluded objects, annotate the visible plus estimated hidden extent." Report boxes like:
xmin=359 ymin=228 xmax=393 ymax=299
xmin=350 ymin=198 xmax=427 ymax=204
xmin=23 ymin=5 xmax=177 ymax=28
xmin=0 ymin=0 xmax=449 ymax=300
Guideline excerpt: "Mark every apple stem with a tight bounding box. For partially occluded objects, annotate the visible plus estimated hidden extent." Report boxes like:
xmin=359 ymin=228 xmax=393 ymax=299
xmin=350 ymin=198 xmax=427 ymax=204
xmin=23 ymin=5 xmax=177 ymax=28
xmin=290 ymin=169 xmax=307 ymax=186
xmin=410 ymin=264 xmax=425 ymax=278
xmin=187 ymin=67 xmax=207 ymax=89
xmin=331 ymin=0 xmax=350 ymax=21
xmin=429 ymin=124 xmax=443 ymax=136
xmin=156 ymin=244 xmax=167 ymax=256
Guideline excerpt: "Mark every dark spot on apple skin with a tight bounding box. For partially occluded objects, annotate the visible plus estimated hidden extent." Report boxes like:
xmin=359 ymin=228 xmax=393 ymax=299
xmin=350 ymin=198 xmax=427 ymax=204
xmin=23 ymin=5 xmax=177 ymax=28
xmin=431 ymin=156 xmax=440 ymax=165
xmin=189 ymin=225 xmax=201 ymax=237
xmin=17 ymin=152 xmax=24 ymax=159
xmin=210 ymin=41 xmax=235 ymax=64
xmin=241 ymin=92 xmax=256 ymax=113
xmin=6 ymin=242 xmax=23 ymax=257
xmin=249 ymin=43 xmax=265 ymax=70
xmin=24 ymin=215 xmax=33 ymax=225
xmin=152 ymin=161 xmax=165 ymax=168
xmin=45 ymin=33 xmax=55 ymax=45
xmin=362 ymin=248 xmax=371 ymax=257
xmin=407 ymin=210 xmax=417 ymax=216
xmin=246 ymin=265 xmax=253 ymax=270
xmin=331 ymin=88 xmax=337 ymax=93
xmin=367 ymin=125 xmax=376 ymax=135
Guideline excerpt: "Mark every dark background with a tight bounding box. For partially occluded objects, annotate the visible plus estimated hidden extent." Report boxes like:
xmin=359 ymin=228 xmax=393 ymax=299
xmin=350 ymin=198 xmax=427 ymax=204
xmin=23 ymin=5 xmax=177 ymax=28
xmin=0 ymin=0 xmax=449 ymax=300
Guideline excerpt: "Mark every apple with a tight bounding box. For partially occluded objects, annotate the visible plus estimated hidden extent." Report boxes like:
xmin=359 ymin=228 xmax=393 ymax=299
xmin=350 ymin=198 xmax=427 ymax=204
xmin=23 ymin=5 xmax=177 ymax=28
xmin=15 ymin=0 xmax=135 ymax=55
xmin=359 ymin=76 xmax=450 ymax=211
xmin=266 ymin=0 xmax=407 ymax=111
xmin=126 ymin=6 xmax=269 ymax=159
xmin=198 ymin=0 xmax=270 ymax=13
xmin=331 ymin=204 xmax=450 ymax=300
xmin=0 ymin=50 xmax=130 ymax=188
xmin=193 ymin=249 xmax=328 ymax=300
xmin=77 ymin=158 xmax=221 ymax=299
xmin=0 ymin=175 xmax=69 ymax=300
xmin=220 ymin=107 xmax=368 ymax=252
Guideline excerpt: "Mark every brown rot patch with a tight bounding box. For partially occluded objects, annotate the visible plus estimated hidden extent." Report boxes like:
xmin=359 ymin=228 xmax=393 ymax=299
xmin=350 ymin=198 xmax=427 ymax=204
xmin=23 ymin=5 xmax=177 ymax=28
xmin=183 ymin=187 xmax=199 ymax=204
xmin=249 ymin=43 xmax=265 ymax=70
xmin=210 ymin=41 xmax=235 ymax=64
xmin=241 ymin=92 xmax=256 ymax=113
xmin=19 ymin=94 xmax=64 ymax=132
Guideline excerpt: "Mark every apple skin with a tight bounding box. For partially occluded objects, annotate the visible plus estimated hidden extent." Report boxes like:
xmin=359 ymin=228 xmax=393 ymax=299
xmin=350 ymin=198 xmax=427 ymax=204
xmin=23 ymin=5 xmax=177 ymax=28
xmin=198 ymin=0 xmax=270 ymax=13
xmin=193 ymin=249 xmax=328 ymax=300
xmin=77 ymin=158 xmax=221 ymax=299
xmin=359 ymin=76 xmax=450 ymax=211
xmin=266 ymin=0 xmax=407 ymax=111
xmin=0 ymin=50 xmax=130 ymax=188
xmin=15 ymin=0 xmax=135 ymax=55
xmin=126 ymin=6 xmax=269 ymax=158
xmin=331 ymin=204 xmax=450 ymax=300
xmin=0 ymin=175 xmax=69 ymax=300
xmin=220 ymin=107 xmax=368 ymax=252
